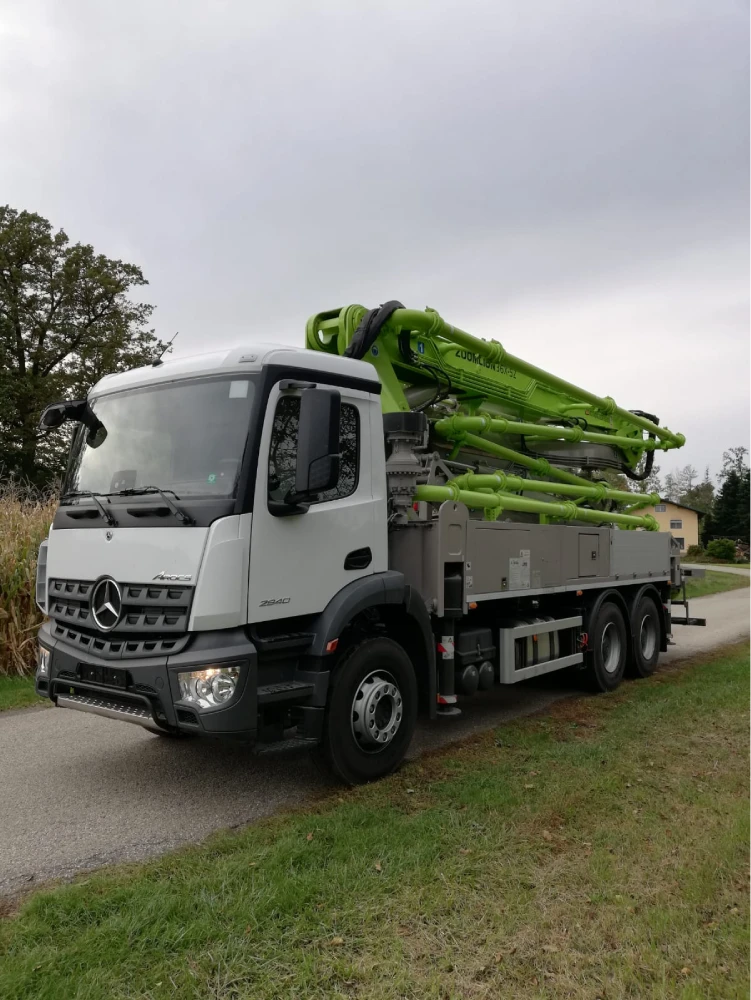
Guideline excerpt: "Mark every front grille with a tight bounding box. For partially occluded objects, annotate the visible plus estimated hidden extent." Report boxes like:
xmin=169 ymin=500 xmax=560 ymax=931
xmin=48 ymin=577 xmax=194 ymax=660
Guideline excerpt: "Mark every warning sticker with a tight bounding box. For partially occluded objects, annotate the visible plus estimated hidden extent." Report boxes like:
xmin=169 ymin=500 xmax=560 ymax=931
xmin=509 ymin=554 xmax=531 ymax=590
xmin=437 ymin=637 xmax=455 ymax=660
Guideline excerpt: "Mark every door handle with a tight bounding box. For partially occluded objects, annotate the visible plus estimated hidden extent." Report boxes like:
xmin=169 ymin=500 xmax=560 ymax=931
xmin=344 ymin=547 xmax=372 ymax=570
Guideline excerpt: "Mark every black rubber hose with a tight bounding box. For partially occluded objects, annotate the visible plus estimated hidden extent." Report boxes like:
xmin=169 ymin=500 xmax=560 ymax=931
xmin=344 ymin=300 xmax=404 ymax=359
xmin=621 ymin=410 xmax=660 ymax=481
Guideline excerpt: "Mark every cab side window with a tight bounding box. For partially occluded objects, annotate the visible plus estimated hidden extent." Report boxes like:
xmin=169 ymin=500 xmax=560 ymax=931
xmin=267 ymin=395 xmax=359 ymax=505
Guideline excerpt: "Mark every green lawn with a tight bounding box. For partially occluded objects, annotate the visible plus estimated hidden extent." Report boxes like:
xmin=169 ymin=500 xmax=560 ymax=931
xmin=0 ymin=675 xmax=44 ymax=712
xmin=1 ymin=643 xmax=748 ymax=999
xmin=684 ymin=569 xmax=750 ymax=600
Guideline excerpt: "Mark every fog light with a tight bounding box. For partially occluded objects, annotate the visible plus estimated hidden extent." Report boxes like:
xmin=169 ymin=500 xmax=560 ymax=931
xmin=177 ymin=665 xmax=240 ymax=710
xmin=37 ymin=645 xmax=50 ymax=677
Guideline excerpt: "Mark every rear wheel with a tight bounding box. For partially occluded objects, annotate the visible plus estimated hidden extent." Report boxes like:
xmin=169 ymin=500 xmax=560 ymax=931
xmin=627 ymin=594 xmax=661 ymax=678
xmin=586 ymin=601 xmax=627 ymax=692
xmin=318 ymin=637 xmax=418 ymax=785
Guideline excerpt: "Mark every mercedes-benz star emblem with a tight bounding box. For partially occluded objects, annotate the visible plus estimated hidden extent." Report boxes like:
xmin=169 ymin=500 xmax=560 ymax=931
xmin=91 ymin=577 xmax=122 ymax=631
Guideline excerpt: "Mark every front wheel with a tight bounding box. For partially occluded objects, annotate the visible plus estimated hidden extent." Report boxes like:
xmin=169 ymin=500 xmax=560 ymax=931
xmin=318 ymin=637 xmax=418 ymax=785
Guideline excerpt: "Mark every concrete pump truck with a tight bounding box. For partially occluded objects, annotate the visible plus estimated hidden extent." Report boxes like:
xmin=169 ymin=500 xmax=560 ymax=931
xmin=34 ymin=301 xmax=704 ymax=783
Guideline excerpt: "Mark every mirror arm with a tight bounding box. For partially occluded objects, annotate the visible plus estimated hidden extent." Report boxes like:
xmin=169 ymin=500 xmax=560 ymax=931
xmin=268 ymin=499 xmax=310 ymax=518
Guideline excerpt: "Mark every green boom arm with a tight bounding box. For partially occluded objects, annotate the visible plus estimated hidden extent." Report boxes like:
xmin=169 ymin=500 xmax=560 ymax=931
xmin=306 ymin=303 xmax=684 ymax=530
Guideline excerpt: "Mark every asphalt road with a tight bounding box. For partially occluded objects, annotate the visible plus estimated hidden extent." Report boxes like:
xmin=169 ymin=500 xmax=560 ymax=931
xmin=1 ymin=586 xmax=748 ymax=898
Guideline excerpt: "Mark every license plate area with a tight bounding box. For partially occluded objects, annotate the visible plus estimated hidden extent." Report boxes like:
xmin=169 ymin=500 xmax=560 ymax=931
xmin=77 ymin=664 xmax=128 ymax=689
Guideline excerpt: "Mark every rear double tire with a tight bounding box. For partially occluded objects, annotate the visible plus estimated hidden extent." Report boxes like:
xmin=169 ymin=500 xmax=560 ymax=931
xmin=586 ymin=600 xmax=628 ymax=692
xmin=627 ymin=593 xmax=661 ymax=678
xmin=318 ymin=637 xmax=418 ymax=785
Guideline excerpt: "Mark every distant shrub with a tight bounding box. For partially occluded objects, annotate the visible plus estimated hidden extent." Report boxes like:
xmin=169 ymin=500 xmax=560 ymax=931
xmin=685 ymin=545 xmax=704 ymax=559
xmin=706 ymin=538 xmax=736 ymax=561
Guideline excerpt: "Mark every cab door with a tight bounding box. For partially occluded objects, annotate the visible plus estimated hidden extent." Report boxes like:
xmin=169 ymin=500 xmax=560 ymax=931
xmin=247 ymin=379 xmax=384 ymax=622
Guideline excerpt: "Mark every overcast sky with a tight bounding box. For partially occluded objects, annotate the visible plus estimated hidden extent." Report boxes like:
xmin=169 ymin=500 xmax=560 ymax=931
xmin=1 ymin=0 xmax=748 ymax=480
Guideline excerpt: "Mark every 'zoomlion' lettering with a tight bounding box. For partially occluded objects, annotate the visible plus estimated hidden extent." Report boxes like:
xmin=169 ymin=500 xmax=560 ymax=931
xmin=453 ymin=350 xmax=517 ymax=378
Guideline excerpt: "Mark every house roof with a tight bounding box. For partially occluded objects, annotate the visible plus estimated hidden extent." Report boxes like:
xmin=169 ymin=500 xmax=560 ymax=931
xmin=656 ymin=499 xmax=707 ymax=518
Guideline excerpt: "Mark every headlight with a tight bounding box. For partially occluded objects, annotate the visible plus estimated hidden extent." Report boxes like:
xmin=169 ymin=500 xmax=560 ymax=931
xmin=37 ymin=645 xmax=50 ymax=677
xmin=177 ymin=665 xmax=240 ymax=710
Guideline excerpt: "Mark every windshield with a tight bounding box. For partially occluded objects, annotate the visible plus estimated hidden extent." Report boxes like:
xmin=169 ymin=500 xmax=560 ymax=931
xmin=65 ymin=376 xmax=257 ymax=499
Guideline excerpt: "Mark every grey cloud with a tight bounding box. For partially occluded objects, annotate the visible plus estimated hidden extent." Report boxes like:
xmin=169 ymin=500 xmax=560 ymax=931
xmin=1 ymin=0 xmax=748 ymax=475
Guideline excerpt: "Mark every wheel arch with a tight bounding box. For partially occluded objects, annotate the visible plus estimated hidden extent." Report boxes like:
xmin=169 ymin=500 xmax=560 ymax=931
xmin=308 ymin=573 xmax=437 ymax=719
xmin=629 ymin=583 xmax=668 ymax=653
xmin=582 ymin=587 xmax=630 ymax=629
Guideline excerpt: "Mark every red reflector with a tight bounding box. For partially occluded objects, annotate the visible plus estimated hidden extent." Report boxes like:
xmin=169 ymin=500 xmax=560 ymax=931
xmin=325 ymin=638 xmax=339 ymax=653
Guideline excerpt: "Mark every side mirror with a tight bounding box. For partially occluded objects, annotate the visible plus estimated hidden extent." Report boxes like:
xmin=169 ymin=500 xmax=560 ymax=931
xmin=39 ymin=402 xmax=74 ymax=429
xmin=291 ymin=388 xmax=341 ymax=500
xmin=38 ymin=399 xmax=107 ymax=447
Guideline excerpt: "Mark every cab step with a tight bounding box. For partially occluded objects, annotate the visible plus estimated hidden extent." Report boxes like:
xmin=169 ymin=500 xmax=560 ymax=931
xmin=257 ymin=680 xmax=315 ymax=705
xmin=255 ymin=736 xmax=319 ymax=754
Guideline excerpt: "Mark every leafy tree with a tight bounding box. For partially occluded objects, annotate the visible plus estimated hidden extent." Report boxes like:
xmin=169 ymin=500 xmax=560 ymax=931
xmin=719 ymin=446 xmax=749 ymax=481
xmin=712 ymin=448 xmax=750 ymax=544
xmin=679 ymin=466 xmax=715 ymax=514
xmin=737 ymin=469 xmax=751 ymax=543
xmin=641 ymin=461 xmax=663 ymax=499
xmin=0 ymin=206 xmax=165 ymax=485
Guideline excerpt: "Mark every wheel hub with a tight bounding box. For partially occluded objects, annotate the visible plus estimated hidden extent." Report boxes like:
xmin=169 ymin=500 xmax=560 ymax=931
xmin=351 ymin=670 xmax=403 ymax=752
xmin=639 ymin=614 xmax=657 ymax=660
xmin=601 ymin=621 xmax=622 ymax=673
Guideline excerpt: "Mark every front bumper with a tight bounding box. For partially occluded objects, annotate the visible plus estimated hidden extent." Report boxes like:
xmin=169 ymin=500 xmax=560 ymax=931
xmin=36 ymin=620 xmax=259 ymax=741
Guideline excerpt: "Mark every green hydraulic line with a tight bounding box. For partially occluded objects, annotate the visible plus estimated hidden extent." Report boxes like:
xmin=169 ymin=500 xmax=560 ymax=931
xmin=449 ymin=472 xmax=658 ymax=507
xmin=415 ymin=484 xmax=659 ymax=531
xmin=386 ymin=308 xmax=684 ymax=446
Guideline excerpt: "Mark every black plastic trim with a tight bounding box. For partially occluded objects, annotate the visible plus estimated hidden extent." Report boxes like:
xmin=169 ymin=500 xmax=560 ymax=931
xmin=52 ymin=497 xmax=235 ymax=531
xmin=307 ymin=572 xmax=406 ymax=656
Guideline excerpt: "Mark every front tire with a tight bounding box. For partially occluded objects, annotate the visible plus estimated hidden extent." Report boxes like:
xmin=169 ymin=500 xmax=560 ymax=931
xmin=586 ymin=601 xmax=628 ymax=692
xmin=319 ymin=637 xmax=418 ymax=785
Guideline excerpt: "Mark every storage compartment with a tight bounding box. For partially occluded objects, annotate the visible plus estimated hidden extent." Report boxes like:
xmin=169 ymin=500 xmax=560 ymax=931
xmin=455 ymin=627 xmax=496 ymax=667
xmin=578 ymin=533 xmax=600 ymax=577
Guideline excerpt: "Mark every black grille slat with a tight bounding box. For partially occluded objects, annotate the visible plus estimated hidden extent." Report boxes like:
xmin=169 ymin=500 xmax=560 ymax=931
xmin=51 ymin=620 xmax=191 ymax=659
xmin=48 ymin=577 xmax=194 ymax=660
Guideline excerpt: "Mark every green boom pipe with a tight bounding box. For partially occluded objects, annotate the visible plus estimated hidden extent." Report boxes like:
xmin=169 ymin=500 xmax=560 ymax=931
xmin=436 ymin=414 xmax=668 ymax=453
xmin=434 ymin=423 xmax=607 ymax=489
xmin=415 ymin=484 xmax=659 ymax=531
xmin=450 ymin=472 xmax=658 ymax=507
xmin=387 ymin=308 xmax=684 ymax=446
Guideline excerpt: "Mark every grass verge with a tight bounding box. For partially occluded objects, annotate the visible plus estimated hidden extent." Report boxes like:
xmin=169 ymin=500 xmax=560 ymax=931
xmin=683 ymin=570 xmax=749 ymax=600
xmin=0 ymin=676 xmax=44 ymax=712
xmin=1 ymin=642 xmax=749 ymax=999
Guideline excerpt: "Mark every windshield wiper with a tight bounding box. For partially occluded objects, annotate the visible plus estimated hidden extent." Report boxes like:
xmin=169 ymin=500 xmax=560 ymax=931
xmin=59 ymin=490 xmax=118 ymax=527
xmin=109 ymin=487 xmax=195 ymax=526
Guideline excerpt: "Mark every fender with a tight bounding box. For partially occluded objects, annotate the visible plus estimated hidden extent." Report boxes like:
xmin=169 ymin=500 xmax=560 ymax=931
xmin=308 ymin=572 xmax=436 ymax=717
xmin=581 ymin=587 xmax=631 ymax=657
